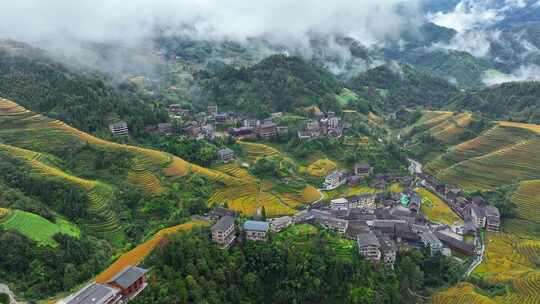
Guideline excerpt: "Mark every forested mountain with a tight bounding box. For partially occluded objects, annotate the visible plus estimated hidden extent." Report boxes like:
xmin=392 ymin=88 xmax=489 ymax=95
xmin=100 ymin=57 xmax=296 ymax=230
xmin=0 ymin=40 xmax=167 ymax=135
xmin=349 ymin=64 xmax=459 ymax=110
xmin=449 ymin=81 xmax=540 ymax=123
xmin=196 ymin=54 xmax=344 ymax=117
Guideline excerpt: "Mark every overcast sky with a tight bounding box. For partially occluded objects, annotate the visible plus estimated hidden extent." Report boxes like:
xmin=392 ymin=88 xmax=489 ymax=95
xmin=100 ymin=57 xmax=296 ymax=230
xmin=0 ymin=0 xmax=422 ymax=45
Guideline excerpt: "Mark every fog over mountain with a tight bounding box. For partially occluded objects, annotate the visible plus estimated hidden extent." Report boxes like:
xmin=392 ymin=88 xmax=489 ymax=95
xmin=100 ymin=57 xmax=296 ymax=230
xmin=1 ymin=0 xmax=422 ymax=47
xmin=1 ymin=0 xmax=539 ymax=85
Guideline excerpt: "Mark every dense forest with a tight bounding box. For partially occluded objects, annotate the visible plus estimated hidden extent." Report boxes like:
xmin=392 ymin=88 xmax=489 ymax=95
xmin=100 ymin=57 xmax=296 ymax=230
xmin=449 ymin=81 xmax=540 ymax=123
xmin=349 ymin=64 xmax=460 ymax=110
xmin=133 ymin=228 xmax=464 ymax=304
xmin=196 ymin=55 xmax=344 ymax=117
xmin=0 ymin=40 xmax=167 ymax=136
xmin=0 ymin=229 xmax=112 ymax=299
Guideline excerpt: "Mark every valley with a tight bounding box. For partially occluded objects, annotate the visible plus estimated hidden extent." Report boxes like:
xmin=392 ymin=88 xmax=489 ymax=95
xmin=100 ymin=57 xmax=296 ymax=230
xmin=1 ymin=2 xmax=540 ymax=302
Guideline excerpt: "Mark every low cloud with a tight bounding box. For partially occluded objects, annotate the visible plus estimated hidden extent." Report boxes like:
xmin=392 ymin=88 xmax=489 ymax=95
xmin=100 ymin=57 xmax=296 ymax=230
xmin=427 ymin=0 xmax=503 ymax=32
xmin=1 ymin=0 xmax=422 ymax=48
xmin=482 ymin=64 xmax=540 ymax=85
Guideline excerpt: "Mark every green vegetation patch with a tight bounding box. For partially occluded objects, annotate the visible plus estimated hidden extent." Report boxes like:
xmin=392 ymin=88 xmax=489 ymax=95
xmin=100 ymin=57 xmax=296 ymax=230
xmin=0 ymin=210 xmax=79 ymax=246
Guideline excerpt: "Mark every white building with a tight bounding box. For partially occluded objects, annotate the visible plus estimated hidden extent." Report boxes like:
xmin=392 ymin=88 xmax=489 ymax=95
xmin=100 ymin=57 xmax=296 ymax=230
xmin=270 ymin=216 xmax=293 ymax=232
xmin=244 ymin=221 xmax=270 ymax=241
xmin=323 ymin=170 xmax=347 ymax=190
xmin=109 ymin=121 xmax=129 ymax=136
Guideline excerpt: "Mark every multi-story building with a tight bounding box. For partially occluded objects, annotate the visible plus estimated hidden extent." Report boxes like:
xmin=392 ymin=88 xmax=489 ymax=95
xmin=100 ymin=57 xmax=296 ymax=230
xmin=471 ymin=204 xmax=487 ymax=228
xmin=211 ymin=216 xmax=236 ymax=248
xmin=255 ymin=122 xmax=278 ymax=139
xmin=243 ymin=118 xmax=260 ymax=128
xmin=353 ymin=163 xmax=372 ymax=177
xmin=108 ymin=266 xmax=149 ymax=300
xmin=330 ymin=198 xmax=349 ymax=210
xmin=270 ymin=216 xmax=293 ymax=232
xmin=109 ymin=121 xmax=129 ymax=136
xmin=420 ymin=232 xmax=443 ymax=254
xmin=217 ymin=148 xmax=235 ymax=163
xmin=378 ymin=234 xmax=397 ymax=267
xmin=357 ymin=232 xmax=381 ymax=262
xmin=485 ymin=205 xmax=501 ymax=232
xmin=244 ymin=220 xmax=270 ymax=241
xmin=207 ymin=105 xmax=218 ymax=116
xmin=323 ymin=170 xmax=347 ymax=190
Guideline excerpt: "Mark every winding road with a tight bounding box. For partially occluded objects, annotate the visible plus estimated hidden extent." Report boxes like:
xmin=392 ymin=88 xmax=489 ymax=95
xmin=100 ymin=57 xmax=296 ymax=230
xmin=0 ymin=284 xmax=20 ymax=304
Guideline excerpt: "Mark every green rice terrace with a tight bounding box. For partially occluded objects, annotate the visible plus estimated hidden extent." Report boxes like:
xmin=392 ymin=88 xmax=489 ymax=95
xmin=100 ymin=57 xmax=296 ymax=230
xmin=0 ymin=209 xmax=79 ymax=247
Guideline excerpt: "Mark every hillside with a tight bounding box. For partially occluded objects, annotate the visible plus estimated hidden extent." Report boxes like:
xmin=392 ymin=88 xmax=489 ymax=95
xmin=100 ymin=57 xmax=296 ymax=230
xmin=425 ymin=120 xmax=540 ymax=303
xmin=402 ymin=110 xmax=492 ymax=161
xmin=196 ymin=54 xmax=344 ymax=116
xmin=0 ymin=40 xmax=167 ymax=135
xmin=0 ymin=97 xmax=318 ymax=220
xmin=349 ymin=64 xmax=460 ymax=111
xmin=0 ymin=209 xmax=79 ymax=247
xmin=448 ymin=81 xmax=540 ymax=124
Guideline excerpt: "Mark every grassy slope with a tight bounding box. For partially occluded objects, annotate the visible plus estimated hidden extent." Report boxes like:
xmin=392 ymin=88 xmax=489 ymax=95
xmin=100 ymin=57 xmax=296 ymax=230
xmin=416 ymin=188 xmax=462 ymax=226
xmin=0 ymin=209 xmax=79 ymax=247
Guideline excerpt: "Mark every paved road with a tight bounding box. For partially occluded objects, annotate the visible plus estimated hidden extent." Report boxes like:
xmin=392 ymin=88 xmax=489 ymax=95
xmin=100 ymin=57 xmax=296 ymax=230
xmin=0 ymin=284 xmax=20 ymax=304
xmin=466 ymin=236 xmax=485 ymax=276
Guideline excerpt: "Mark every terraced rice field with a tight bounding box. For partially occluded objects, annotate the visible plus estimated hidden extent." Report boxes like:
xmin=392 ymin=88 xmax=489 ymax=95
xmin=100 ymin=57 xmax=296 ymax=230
xmin=503 ymin=271 xmax=540 ymax=304
xmin=416 ymin=188 xmax=463 ymax=226
xmin=238 ymin=141 xmax=279 ymax=160
xmin=208 ymin=184 xmax=295 ymax=216
xmin=429 ymin=113 xmax=473 ymax=144
xmin=427 ymin=124 xmax=540 ymax=191
xmin=0 ymin=210 xmax=79 ymax=247
xmin=405 ymin=111 xmax=454 ymax=135
xmin=85 ymin=184 xmax=123 ymax=238
xmin=511 ymin=180 xmax=540 ymax=224
xmin=474 ymin=233 xmax=534 ymax=281
xmin=0 ymin=142 xmax=123 ymax=239
xmin=127 ymin=156 xmax=166 ymax=194
xmin=214 ymin=163 xmax=256 ymax=181
xmin=94 ymin=220 xmax=208 ymax=284
xmin=306 ymin=158 xmax=337 ymax=177
xmin=0 ymin=208 xmax=9 ymax=219
xmin=0 ymin=99 xmax=240 ymax=187
xmin=431 ymin=283 xmax=497 ymax=304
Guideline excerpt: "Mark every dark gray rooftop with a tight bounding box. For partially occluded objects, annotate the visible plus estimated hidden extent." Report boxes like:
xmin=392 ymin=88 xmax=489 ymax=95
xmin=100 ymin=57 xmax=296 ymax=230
xmin=357 ymin=233 xmax=380 ymax=247
xmin=212 ymin=215 xmax=235 ymax=232
xmin=108 ymin=266 xmax=148 ymax=289
xmin=244 ymin=220 xmax=270 ymax=232
xmin=420 ymin=232 xmax=442 ymax=247
xmin=485 ymin=205 xmax=500 ymax=217
xmin=65 ymin=283 xmax=119 ymax=304
xmin=218 ymin=148 xmax=234 ymax=155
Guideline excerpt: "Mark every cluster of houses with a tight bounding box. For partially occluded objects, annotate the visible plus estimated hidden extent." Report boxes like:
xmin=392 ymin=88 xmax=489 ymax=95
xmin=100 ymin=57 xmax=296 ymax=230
xmin=59 ymin=266 xmax=148 ymax=304
xmin=208 ymin=186 xmax=474 ymax=268
xmin=297 ymin=111 xmax=344 ymax=140
xmin=208 ymin=168 xmax=502 ymax=269
xmin=323 ymin=163 xmax=373 ymax=190
xmin=166 ymin=104 xmax=290 ymax=141
xmin=417 ymin=173 xmax=500 ymax=232
xmin=209 ymin=208 xmax=272 ymax=248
